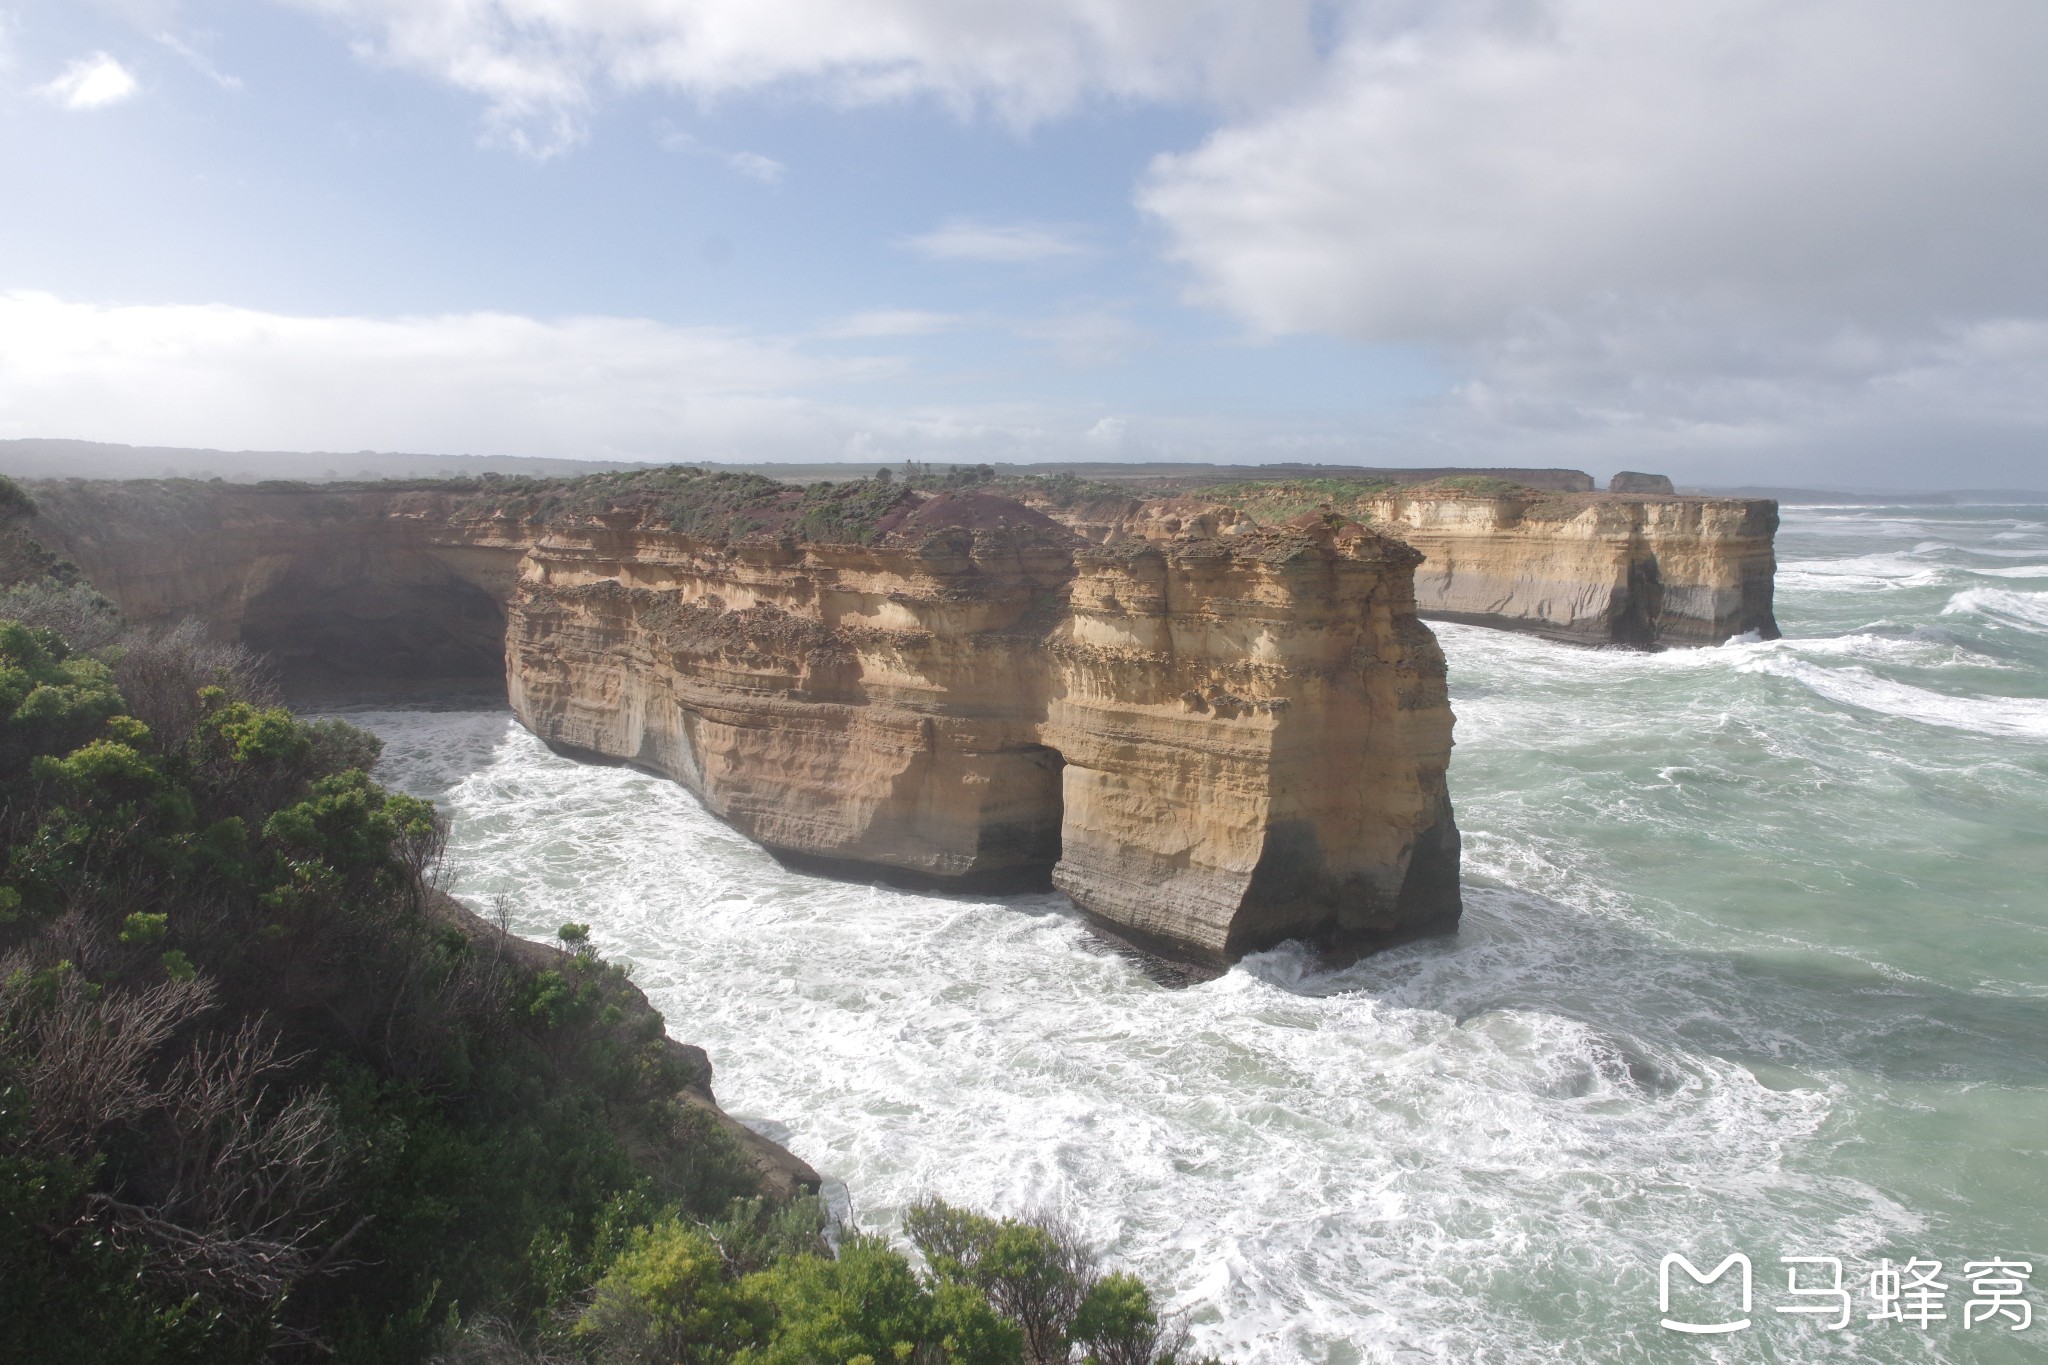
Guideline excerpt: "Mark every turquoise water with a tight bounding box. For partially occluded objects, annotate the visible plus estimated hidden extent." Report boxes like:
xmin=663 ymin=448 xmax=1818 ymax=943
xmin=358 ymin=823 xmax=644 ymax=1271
xmin=348 ymin=504 xmax=2048 ymax=1362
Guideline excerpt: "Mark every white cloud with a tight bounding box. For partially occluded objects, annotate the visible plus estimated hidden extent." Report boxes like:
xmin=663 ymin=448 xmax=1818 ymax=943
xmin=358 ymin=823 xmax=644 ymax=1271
xmin=819 ymin=310 xmax=965 ymax=339
xmin=15 ymin=286 xmax=2032 ymax=483
xmin=157 ymin=32 xmax=243 ymax=90
xmin=281 ymin=0 xmax=1321 ymax=152
xmin=658 ymin=129 xmax=786 ymax=183
xmin=905 ymin=219 xmax=1092 ymax=265
xmin=39 ymin=52 xmax=140 ymax=109
xmin=1142 ymin=1 xmax=2048 ymax=343
xmin=0 ymin=291 xmax=1403 ymax=471
xmin=725 ymin=150 xmax=785 ymax=184
xmin=1017 ymin=306 xmax=1145 ymax=368
xmin=1133 ymin=0 xmax=2048 ymax=484
xmin=0 ymin=292 xmax=897 ymax=459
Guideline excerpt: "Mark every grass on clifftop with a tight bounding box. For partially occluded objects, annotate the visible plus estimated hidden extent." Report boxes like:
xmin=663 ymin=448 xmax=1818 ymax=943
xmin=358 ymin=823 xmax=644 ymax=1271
xmin=453 ymin=467 xmax=936 ymax=545
xmin=1181 ymin=473 xmax=1552 ymax=528
xmin=904 ymin=465 xmax=1140 ymax=524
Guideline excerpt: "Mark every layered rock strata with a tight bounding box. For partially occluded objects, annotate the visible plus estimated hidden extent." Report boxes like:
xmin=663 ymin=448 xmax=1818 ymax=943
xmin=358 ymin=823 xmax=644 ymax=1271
xmin=27 ymin=481 xmax=1462 ymax=966
xmin=1048 ymin=488 xmax=1780 ymax=648
xmin=1363 ymin=491 xmax=1779 ymax=646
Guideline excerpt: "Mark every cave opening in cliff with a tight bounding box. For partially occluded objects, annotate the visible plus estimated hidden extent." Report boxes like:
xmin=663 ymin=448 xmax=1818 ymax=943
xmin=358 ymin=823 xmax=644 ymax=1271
xmin=240 ymin=564 xmax=508 ymax=697
xmin=984 ymin=742 xmax=1066 ymax=890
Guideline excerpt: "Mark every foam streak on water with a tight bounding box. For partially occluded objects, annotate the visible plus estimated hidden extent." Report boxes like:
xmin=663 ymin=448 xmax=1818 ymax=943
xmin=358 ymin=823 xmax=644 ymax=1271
xmin=341 ymin=504 xmax=2048 ymax=1364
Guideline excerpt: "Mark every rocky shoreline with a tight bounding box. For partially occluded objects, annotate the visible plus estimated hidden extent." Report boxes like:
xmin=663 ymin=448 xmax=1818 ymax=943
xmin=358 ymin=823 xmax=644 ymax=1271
xmin=22 ymin=468 xmax=1777 ymax=965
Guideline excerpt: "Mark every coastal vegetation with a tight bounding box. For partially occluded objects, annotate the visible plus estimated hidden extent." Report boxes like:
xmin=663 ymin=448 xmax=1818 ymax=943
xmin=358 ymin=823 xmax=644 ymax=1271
xmin=0 ymin=475 xmax=1211 ymax=1364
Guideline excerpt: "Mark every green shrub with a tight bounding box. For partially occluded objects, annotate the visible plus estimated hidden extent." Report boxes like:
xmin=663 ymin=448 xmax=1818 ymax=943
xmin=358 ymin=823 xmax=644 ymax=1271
xmin=0 ymin=474 xmax=33 ymax=519
xmin=0 ymin=605 xmax=780 ymax=1362
xmin=0 ymin=594 xmax=1221 ymax=1364
xmin=738 ymin=1234 xmax=937 ymax=1365
xmin=574 ymin=1220 xmax=770 ymax=1363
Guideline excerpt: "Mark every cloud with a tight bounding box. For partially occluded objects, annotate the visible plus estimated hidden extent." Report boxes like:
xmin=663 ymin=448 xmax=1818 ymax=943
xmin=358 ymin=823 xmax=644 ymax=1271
xmin=157 ymin=32 xmax=243 ymax=90
xmin=0 ymin=292 xmax=898 ymax=459
xmin=819 ymin=310 xmax=965 ymax=339
xmin=659 ymin=129 xmax=786 ymax=183
xmin=725 ymin=151 xmax=785 ymax=184
xmin=1134 ymin=0 xmax=2048 ymax=484
xmin=905 ymin=219 xmax=1092 ymax=265
xmin=1143 ymin=1 xmax=2048 ymax=342
xmin=0 ymin=291 xmax=1400 ymax=472
xmin=1016 ymin=306 xmax=1145 ymax=368
xmin=39 ymin=52 xmax=140 ymax=109
xmin=1423 ymin=306 xmax=2048 ymax=483
xmin=280 ymin=0 xmax=1321 ymax=153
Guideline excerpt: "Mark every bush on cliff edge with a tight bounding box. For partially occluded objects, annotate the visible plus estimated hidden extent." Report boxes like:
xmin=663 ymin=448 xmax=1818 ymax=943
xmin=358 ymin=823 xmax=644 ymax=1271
xmin=0 ymin=611 xmax=763 ymax=1362
xmin=0 ymin=601 xmax=1219 ymax=1365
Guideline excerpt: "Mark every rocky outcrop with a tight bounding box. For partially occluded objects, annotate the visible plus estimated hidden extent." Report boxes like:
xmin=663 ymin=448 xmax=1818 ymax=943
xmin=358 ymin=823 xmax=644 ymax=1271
xmin=1608 ymin=471 xmax=1676 ymax=495
xmin=1055 ymin=486 xmax=1779 ymax=648
xmin=430 ymin=891 xmax=820 ymax=1201
xmin=16 ymin=481 xmax=522 ymax=682
xmin=1045 ymin=522 xmax=1458 ymax=960
xmin=1362 ymin=490 xmax=1779 ymax=646
xmin=25 ymin=478 xmax=1462 ymax=967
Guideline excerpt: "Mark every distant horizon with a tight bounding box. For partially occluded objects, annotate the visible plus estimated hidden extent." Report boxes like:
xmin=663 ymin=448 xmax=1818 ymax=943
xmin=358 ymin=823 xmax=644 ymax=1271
xmin=3 ymin=436 xmax=2039 ymax=501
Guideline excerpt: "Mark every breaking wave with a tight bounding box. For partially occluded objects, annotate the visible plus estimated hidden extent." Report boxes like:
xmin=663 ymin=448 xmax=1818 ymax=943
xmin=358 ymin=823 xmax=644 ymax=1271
xmin=1941 ymin=586 xmax=2048 ymax=634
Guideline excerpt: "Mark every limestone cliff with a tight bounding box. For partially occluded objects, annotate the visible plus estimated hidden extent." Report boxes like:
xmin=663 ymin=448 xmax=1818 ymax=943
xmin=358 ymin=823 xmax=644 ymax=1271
xmin=1363 ymin=489 xmax=1779 ymax=646
xmin=1045 ymin=522 xmax=1458 ymax=960
xmin=1051 ymin=484 xmax=1780 ymax=648
xmin=25 ymin=476 xmax=1462 ymax=967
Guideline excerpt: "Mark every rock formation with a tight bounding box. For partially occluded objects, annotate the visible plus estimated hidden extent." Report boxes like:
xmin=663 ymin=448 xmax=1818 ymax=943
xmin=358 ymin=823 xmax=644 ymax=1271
xmin=1042 ymin=483 xmax=1780 ymax=648
xmin=1607 ymin=471 xmax=1676 ymax=495
xmin=1362 ymin=488 xmax=1779 ymax=646
xmin=431 ymin=891 xmax=820 ymax=1201
xmin=25 ymin=477 xmax=1462 ymax=967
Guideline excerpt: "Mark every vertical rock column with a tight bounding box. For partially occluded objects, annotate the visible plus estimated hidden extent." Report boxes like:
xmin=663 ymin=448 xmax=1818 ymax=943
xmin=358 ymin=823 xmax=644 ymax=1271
xmin=1044 ymin=524 xmax=1460 ymax=964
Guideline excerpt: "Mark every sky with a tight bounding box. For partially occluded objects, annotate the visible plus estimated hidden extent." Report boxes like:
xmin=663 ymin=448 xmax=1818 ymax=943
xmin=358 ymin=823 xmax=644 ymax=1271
xmin=2 ymin=1 xmax=2045 ymax=489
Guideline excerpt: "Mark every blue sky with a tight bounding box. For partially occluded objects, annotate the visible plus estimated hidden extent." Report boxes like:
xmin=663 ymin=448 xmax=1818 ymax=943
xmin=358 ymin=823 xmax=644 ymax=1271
xmin=4 ymin=1 xmax=2046 ymax=487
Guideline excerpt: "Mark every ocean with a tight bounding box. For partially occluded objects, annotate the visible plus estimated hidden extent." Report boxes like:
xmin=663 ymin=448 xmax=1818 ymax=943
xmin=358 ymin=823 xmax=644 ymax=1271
xmin=345 ymin=504 xmax=2048 ymax=1362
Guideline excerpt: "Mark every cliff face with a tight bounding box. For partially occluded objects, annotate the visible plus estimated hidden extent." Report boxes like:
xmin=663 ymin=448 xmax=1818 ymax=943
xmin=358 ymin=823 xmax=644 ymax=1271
xmin=1045 ymin=525 xmax=1459 ymax=959
xmin=20 ymin=483 xmax=523 ymax=681
xmin=1364 ymin=491 xmax=1780 ymax=646
xmin=27 ymin=481 xmax=1461 ymax=967
xmin=1044 ymin=488 xmax=1780 ymax=648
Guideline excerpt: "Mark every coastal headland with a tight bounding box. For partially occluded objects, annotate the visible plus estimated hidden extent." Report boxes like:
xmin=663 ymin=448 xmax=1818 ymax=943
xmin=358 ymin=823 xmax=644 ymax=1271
xmin=22 ymin=466 xmax=1776 ymax=964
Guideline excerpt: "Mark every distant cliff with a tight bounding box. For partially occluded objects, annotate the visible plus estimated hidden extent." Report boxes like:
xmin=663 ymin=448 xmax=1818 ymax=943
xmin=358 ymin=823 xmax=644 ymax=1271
xmin=27 ymin=473 xmax=1462 ymax=967
xmin=1359 ymin=488 xmax=1780 ymax=646
xmin=1035 ymin=480 xmax=1780 ymax=648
